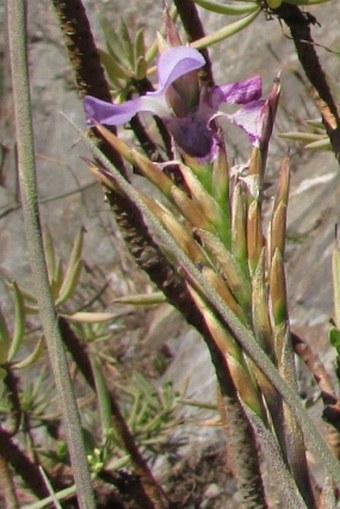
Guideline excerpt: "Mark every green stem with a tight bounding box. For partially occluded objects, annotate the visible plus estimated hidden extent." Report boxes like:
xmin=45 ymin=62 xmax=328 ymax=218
xmin=7 ymin=2 xmax=95 ymax=507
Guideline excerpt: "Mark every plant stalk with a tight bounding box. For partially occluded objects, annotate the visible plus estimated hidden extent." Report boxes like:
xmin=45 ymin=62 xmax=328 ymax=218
xmin=7 ymin=1 xmax=95 ymax=507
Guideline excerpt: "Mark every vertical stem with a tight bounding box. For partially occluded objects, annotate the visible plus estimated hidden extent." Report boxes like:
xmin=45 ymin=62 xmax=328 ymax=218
xmin=7 ymin=1 xmax=95 ymax=507
xmin=273 ymin=4 xmax=340 ymax=160
xmin=51 ymin=0 xmax=127 ymax=174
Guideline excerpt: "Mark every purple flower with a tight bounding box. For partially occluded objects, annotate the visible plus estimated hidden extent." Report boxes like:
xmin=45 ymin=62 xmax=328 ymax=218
xmin=84 ymin=46 xmax=267 ymax=159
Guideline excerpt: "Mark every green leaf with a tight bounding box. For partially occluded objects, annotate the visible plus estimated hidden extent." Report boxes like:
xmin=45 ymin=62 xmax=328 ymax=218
xmin=112 ymin=292 xmax=166 ymax=305
xmin=333 ymin=243 xmax=340 ymax=327
xmin=91 ymin=357 xmax=112 ymax=438
xmin=13 ymin=336 xmax=45 ymax=370
xmin=63 ymin=311 xmax=116 ymax=323
xmin=194 ymin=0 xmax=259 ymax=15
xmin=0 ymin=309 xmax=10 ymax=363
xmin=98 ymin=16 xmax=127 ymax=65
xmin=119 ymin=20 xmax=134 ymax=67
xmin=7 ymin=281 xmax=26 ymax=361
xmin=279 ymin=132 xmax=326 ymax=142
xmin=305 ymin=138 xmax=331 ymax=150
xmin=329 ymin=325 xmax=340 ymax=353
xmin=134 ymin=55 xmax=147 ymax=81
xmin=192 ymin=8 xmax=261 ymax=49
xmin=55 ymin=259 xmax=82 ymax=306
xmin=50 ymin=259 xmax=64 ymax=300
xmin=98 ymin=49 xmax=131 ymax=81
xmin=134 ymin=28 xmax=145 ymax=62
xmin=56 ymin=228 xmax=84 ymax=306
xmin=44 ymin=228 xmax=56 ymax=282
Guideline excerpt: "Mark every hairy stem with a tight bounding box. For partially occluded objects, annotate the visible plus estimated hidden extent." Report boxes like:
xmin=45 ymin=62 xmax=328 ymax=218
xmin=273 ymin=3 xmax=340 ymax=160
xmin=7 ymin=2 xmax=95 ymax=507
xmin=0 ymin=425 xmax=49 ymax=500
xmin=0 ymin=455 xmax=19 ymax=509
xmin=51 ymin=0 xmax=127 ymax=174
xmin=3 ymin=367 xmax=22 ymax=436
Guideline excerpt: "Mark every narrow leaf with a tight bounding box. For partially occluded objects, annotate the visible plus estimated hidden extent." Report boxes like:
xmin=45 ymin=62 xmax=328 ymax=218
xmin=269 ymin=249 xmax=288 ymax=326
xmin=194 ymin=0 xmax=259 ymax=15
xmin=56 ymin=259 xmax=83 ymax=306
xmin=92 ymin=357 xmax=112 ymax=438
xmin=247 ymin=200 xmax=263 ymax=274
xmin=64 ymin=312 xmax=116 ymax=323
xmin=192 ymin=8 xmax=261 ymax=49
xmin=98 ymin=49 xmax=131 ymax=81
xmin=13 ymin=336 xmax=45 ymax=369
xmin=44 ymin=228 xmax=56 ymax=282
xmin=0 ymin=309 xmax=10 ymax=363
xmin=112 ymin=292 xmax=166 ymax=305
xmin=231 ymin=183 xmax=248 ymax=273
xmin=119 ymin=20 xmax=134 ymax=67
xmin=134 ymin=28 xmax=145 ymax=61
xmin=197 ymin=229 xmax=252 ymax=311
xmin=8 ymin=281 xmax=26 ymax=361
xmin=56 ymin=229 xmax=84 ymax=305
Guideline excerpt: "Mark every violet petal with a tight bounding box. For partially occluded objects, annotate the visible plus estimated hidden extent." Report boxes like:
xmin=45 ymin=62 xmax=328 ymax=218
xmin=164 ymin=110 xmax=216 ymax=158
xmin=84 ymin=95 xmax=170 ymax=127
xmin=210 ymin=76 xmax=262 ymax=109
xmin=151 ymin=46 xmax=205 ymax=96
xmin=225 ymin=99 xmax=266 ymax=146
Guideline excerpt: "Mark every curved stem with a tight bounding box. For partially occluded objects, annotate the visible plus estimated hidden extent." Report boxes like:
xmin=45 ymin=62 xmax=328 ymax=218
xmin=7 ymin=1 xmax=95 ymax=507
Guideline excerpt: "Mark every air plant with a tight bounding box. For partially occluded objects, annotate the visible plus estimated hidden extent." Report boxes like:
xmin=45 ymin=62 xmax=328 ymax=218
xmin=76 ymin=8 xmax=340 ymax=506
xmin=6 ymin=0 xmax=340 ymax=507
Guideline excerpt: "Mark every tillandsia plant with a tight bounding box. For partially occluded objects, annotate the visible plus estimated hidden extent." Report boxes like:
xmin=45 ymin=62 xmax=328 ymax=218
xmin=5 ymin=0 xmax=340 ymax=507
xmin=67 ymin=2 xmax=340 ymax=507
